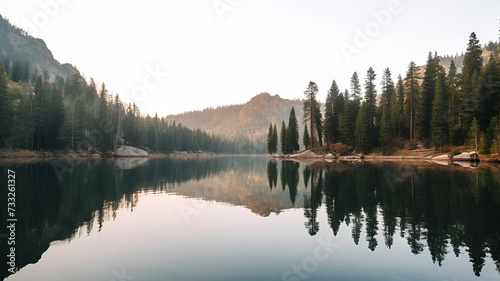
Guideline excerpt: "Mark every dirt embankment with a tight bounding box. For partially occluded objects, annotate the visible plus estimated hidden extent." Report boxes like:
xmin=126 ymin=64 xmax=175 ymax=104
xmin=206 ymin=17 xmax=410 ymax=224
xmin=270 ymin=144 xmax=499 ymax=163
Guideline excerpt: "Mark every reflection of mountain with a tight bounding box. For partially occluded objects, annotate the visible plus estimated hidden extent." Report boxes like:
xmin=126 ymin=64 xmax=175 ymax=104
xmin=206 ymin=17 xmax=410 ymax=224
xmin=2 ymin=158 xmax=500 ymax=279
xmin=0 ymin=157 xmax=303 ymax=279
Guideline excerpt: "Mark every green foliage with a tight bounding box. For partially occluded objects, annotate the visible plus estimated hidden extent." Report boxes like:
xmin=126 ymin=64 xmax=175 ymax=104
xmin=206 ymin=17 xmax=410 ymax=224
xmin=267 ymin=123 xmax=278 ymax=155
xmin=390 ymin=75 xmax=404 ymax=147
xmin=336 ymin=145 xmax=354 ymax=156
xmin=404 ymin=61 xmax=421 ymax=144
xmin=467 ymin=117 xmax=480 ymax=150
xmin=0 ymin=60 xmax=12 ymax=146
xmin=355 ymin=102 xmax=371 ymax=152
xmin=281 ymin=107 xmax=299 ymax=154
xmin=430 ymin=70 xmax=448 ymax=147
xmin=477 ymin=57 xmax=500 ymax=131
xmin=303 ymin=81 xmax=319 ymax=147
xmin=303 ymin=124 xmax=310 ymax=149
xmin=350 ymin=72 xmax=362 ymax=103
xmin=379 ymin=107 xmax=392 ymax=150
xmin=288 ymin=106 xmax=299 ymax=152
xmin=272 ymin=124 xmax=278 ymax=154
xmin=280 ymin=120 xmax=286 ymax=154
xmin=323 ymin=80 xmax=343 ymax=144
xmin=364 ymin=67 xmax=377 ymax=146
xmin=416 ymin=53 xmax=440 ymax=143
xmin=340 ymin=90 xmax=357 ymax=146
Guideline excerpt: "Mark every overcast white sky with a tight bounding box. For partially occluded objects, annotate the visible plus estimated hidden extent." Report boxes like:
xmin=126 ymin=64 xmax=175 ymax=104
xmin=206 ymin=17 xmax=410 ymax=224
xmin=1 ymin=0 xmax=499 ymax=116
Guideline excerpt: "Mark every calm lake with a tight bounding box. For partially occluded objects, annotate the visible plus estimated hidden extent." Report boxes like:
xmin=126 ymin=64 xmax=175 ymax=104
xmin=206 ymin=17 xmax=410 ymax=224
xmin=1 ymin=156 xmax=500 ymax=281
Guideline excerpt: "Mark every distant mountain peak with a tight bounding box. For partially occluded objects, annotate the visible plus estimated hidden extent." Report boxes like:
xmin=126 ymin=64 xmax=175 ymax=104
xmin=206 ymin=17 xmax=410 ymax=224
xmin=0 ymin=14 xmax=78 ymax=81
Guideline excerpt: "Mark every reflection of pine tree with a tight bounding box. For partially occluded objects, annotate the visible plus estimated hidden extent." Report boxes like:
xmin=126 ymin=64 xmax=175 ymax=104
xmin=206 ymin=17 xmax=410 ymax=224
xmin=449 ymin=225 xmax=464 ymax=257
xmin=382 ymin=207 xmax=397 ymax=249
xmin=365 ymin=206 xmax=379 ymax=251
xmin=407 ymin=223 xmax=424 ymax=255
xmin=266 ymin=160 xmax=278 ymax=189
xmin=426 ymin=228 xmax=449 ymax=266
xmin=304 ymin=169 xmax=323 ymax=236
xmin=303 ymin=166 xmax=311 ymax=189
xmin=351 ymin=211 xmax=364 ymax=245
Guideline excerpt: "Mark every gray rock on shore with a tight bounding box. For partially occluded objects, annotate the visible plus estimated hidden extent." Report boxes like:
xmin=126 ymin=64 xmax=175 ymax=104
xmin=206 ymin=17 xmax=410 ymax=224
xmin=115 ymin=146 xmax=148 ymax=157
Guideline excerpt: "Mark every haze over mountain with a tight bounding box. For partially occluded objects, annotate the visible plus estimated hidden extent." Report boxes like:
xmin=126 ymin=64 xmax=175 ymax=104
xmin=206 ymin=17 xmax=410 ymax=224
xmin=165 ymin=92 xmax=305 ymax=141
xmin=0 ymin=15 xmax=78 ymax=81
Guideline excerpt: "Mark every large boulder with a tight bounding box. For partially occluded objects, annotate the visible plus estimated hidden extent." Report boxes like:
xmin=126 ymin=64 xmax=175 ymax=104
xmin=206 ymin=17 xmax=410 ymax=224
xmin=115 ymin=146 xmax=148 ymax=157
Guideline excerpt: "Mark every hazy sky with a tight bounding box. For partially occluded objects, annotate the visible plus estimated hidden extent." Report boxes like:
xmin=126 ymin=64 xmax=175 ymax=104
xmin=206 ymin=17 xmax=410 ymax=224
xmin=1 ymin=0 xmax=499 ymax=116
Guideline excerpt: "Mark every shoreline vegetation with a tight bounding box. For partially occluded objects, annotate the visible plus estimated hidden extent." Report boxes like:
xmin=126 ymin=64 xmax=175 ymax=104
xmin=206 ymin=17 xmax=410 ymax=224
xmin=1 ymin=144 xmax=498 ymax=163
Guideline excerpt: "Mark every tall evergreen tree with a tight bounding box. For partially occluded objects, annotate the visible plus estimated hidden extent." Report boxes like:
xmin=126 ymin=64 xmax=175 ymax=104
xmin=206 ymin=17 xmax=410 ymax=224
xmin=340 ymin=90 xmax=355 ymax=146
xmin=416 ymin=52 xmax=440 ymax=144
xmin=364 ymin=67 xmax=377 ymax=145
xmin=355 ymin=102 xmax=371 ymax=152
xmin=0 ymin=60 xmax=11 ymax=146
xmin=272 ymin=124 xmax=278 ymax=154
xmin=324 ymin=79 xmax=341 ymax=145
xmin=461 ymin=32 xmax=483 ymax=139
xmin=99 ymin=83 xmax=112 ymax=152
xmin=447 ymin=60 xmax=460 ymax=145
xmin=287 ymin=106 xmax=299 ymax=152
xmin=379 ymin=106 xmax=392 ymax=150
xmin=280 ymin=120 xmax=286 ymax=154
xmin=430 ymin=70 xmax=448 ymax=148
xmin=303 ymin=81 xmax=319 ymax=147
xmin=267 ymin=123 xmax=273 ymax=155
xmin=477 ymin=57 xmax=500 ymax=131
xmin=390 ymin=75 xmax=404 ymax=147
xmin=404 ymin=61 xmax=421 ymax=146
xmin=350 ymin=72 xmax=362 ymax=103
xmin=303 ymin=124 xmax=310 ymax=149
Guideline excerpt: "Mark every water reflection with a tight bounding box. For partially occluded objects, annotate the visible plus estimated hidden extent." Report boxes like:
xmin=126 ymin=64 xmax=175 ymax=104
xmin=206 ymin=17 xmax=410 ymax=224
xmin=1 ymin=157 xmax=499 ymax=280
xmin=280 ymin=160 xmax=500 ymax=277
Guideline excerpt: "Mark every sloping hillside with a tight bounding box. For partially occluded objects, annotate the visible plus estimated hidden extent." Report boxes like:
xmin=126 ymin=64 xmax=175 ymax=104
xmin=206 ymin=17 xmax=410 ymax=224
xmin=165 ymin=92 xmax=306 ymax=141
xmin=0 ymin=15 xmax=78 ymax=81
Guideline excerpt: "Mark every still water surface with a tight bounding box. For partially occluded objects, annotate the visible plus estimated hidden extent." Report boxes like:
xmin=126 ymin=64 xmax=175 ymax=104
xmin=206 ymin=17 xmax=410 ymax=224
xmin=1 ymin=157 xmax=500 ymax=281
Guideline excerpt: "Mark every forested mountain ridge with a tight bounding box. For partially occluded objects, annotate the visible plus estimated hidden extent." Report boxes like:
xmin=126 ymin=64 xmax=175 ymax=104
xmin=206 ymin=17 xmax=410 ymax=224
xmin=0 ymin=15 xmax=78 ymax=82
xmin=165 ymin=92 xmax=305 ymax=141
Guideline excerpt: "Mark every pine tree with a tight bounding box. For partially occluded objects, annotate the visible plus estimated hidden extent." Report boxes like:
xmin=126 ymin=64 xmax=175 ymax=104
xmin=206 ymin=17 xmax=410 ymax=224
xmin=350 ymin=72 xmax=362 ymax=103
xmin=390 ymin=75 xmax=404 ymax=147
xmin=324 ymin=80 xmax=341 ymax=145
xmin=468 ymin=117 xmax=479 ymax=151
xmin=380 ymin=68 xmax=395 ymax=146
xmin=303 ymin=124 xmax=310 ymax=149
xmin=303 ymin=81 xmax=319 ymax=147
xmin=404 ymin=61 xmax=421 ymax=146
xmin=0 ymin=60 xmax=11 ymax=146
xmin=48 ymin=84 xmax=64 ymax=148
xmin=272 ymin=124 xmax=278 ymax=154
xmin=489 ymin=116 xmax=500 ymax=154
xmin=355 ymin=102 xmax=371 ymax=152
xmin=12 ymin=91 xmax=35 ymax=149
xmin=364 ymin=67 xmax=377 ymax=145
xmin=267 ymin=123 xmax=273 ymax=155
xmin=416 ymin=53 xmax=440 ymax=144
xmin=379 ymin=107 xmax=392 ymax=151
xmin=477 ymin=57 xmax=500 ymax=131
xmin=447 ymin=60 xmax=459 ymax=145
xmin=99 ymin=83 xmax=112 ymax=152
xmin=339 ymin=90 xmax=353 ymax=145
xmin=430 ymin=70 xmax=448 ymax=148
xmin=280 ymin=120 xmax=286 ymax=154
xmin=313 ymin=100 xmax=323 ymax=146
xmin=288 ymin=106 xmax=299 ymax=152
xmin=461 ymin=32 xmax=483 ymax=140
xmin=462 ymin=32 xmax=483 ymax=87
